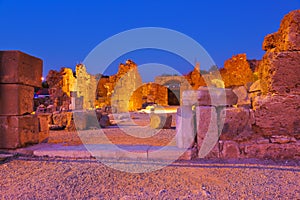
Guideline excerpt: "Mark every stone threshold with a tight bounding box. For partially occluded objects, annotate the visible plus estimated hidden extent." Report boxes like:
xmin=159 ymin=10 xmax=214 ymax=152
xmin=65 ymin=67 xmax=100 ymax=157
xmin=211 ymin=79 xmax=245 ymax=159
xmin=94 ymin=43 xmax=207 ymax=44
xmin=6 ymin=143 xmax=194 ymax=161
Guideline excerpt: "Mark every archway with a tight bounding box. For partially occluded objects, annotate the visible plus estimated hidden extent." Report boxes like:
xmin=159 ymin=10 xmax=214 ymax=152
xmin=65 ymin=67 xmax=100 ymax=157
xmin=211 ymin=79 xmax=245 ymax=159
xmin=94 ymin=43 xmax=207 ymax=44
xmin=164 ymin=80 xmax=181 ymax=106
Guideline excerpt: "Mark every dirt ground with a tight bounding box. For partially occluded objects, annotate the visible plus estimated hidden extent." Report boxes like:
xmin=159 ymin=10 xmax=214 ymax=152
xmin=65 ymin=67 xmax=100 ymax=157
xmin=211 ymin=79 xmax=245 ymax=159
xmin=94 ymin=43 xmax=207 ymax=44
xmin=48 ymin=112 xmax=177 ymax=146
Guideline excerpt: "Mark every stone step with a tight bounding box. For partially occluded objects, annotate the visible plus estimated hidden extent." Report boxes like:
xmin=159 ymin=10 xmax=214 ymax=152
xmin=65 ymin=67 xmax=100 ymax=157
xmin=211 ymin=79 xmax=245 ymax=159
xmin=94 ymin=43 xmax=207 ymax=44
xmin=19 ymin=143 xmax=194 ymax=161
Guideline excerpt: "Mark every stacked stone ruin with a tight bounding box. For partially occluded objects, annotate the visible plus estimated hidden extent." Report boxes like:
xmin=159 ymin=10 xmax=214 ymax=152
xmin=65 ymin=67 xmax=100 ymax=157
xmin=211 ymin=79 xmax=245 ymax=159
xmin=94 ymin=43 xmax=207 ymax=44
xmin=176 ymin=10 xmax=300 ymax=159
xmin=0 ymin=51 xmax=47 ymax=148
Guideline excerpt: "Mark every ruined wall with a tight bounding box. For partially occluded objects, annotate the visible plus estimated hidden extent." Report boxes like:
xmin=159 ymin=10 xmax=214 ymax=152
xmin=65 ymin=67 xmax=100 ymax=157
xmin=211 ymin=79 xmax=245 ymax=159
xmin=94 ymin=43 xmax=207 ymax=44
xmin=46 ymin=68 xmax=76 ymax=111
xmin=75 ymin=64 xmax=97 ymax=109
xmin=129 ymin=83 xmax=168 ymax=108
xmin=219 ymin=53 xmax=254 ymax=88
xmin=254 ymin=9 xmax=300 ymax=140
xmin=46 ymin=64 xmax=97 ymax=110
xmin=184 ymin=63 xmax=206 ymax=89
xmin=110 ymin=60 xmax=143 ymax=112
xmin=176 ymin=10 xmax=300 ymax=160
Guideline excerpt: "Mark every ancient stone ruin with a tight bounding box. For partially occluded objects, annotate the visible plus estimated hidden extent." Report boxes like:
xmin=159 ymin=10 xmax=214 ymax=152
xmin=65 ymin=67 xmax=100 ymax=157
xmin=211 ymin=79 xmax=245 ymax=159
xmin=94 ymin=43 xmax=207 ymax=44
xmin=176 ymin=10 xmax=300 ymax=159
xmin=0 ymin=11 xmax=298 ymax=162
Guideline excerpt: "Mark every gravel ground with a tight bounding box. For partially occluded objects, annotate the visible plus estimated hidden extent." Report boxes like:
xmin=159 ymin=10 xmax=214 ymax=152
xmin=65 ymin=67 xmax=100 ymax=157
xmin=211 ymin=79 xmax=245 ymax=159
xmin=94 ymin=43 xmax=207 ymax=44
xmin=0 ymin=156 xmax=299 ymax=199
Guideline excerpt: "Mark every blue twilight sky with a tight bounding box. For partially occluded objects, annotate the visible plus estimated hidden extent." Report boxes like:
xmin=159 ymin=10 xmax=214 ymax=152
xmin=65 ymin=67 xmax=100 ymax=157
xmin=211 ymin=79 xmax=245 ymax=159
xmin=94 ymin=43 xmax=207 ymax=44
xmin=0 ymin=0 xmax=299 ymax=82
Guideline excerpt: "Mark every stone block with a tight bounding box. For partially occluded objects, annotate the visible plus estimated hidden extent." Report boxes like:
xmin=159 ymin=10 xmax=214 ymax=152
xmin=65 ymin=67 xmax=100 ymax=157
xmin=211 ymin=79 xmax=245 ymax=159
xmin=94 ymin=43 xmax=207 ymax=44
xmin=150 ymin=113 xmax=172 ymax=129
xmin=197 ymin=87 xmax=238 ymax=107
xmin=72 ymin=111 xmax=99 ymax=130
xmin=99 ymin=114 xmax=110 ymax=128
xmin=219 ymin=107 xmax=253 ymax=142
xmin=232 ymin=86 xmax=250 ymax=107
xmin=253 ymin=94 xmax=300 ymax=137
xmin=0 ymin=115 xmax=39 ymax=149
xmin=176 ymin=106 xmax=196 ymax=148
xmin=249 ymin=80 xmax=261 ymax=93
xmin=258 ymin=51 xmax=300 ymax=95
xmin=0 ymin=51 xmax=42 ymax=87
xmin=0 ymin=84 xmax=34 ymax=115
xmin=220 ymin=140 xmax=240 ymax=159
xmin=243 ymin=142 xmax=300 ymax=159
xmin=270 ymin=135 xmax=297 ymax=144
xmin=37 ymin=113 xmax=52 ymax=132
xmin=196 ymin=106 xmax=220 ymax=158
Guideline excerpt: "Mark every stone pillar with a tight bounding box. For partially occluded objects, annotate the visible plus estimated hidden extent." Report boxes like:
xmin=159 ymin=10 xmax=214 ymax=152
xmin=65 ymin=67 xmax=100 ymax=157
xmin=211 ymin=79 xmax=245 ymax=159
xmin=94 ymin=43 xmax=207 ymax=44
xmin=0 ymin=51 xmax=43 ymax=149
xmin=175 ymin=106 xmax=196 ymax=148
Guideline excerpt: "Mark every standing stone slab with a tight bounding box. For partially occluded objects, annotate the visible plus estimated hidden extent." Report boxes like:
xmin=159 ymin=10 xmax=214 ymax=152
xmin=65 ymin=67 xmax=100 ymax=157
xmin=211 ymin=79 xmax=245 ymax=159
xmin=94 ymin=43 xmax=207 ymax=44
xmin=0 ymin=84 xmax=34 ymax=115
xmin=37 ymin=113 xmax=51 ymax=142
xmin=0 ymin=51 xmax=43 ymax=87
xmin=0 ymin=115 xmax=39 ymax=149
xmin=176 ymin=106 xmax=196 ymax=148
xmin=196 ymin=106 xmax=220 ymax=158
xmin=37 ymin=113 xmax=51 ymax=132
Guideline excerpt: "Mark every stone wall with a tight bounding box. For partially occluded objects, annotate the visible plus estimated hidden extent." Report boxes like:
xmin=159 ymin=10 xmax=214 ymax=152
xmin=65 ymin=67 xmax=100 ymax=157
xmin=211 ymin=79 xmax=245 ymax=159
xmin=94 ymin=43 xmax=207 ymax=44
xmin=0 ymin=51 xmax=45 ymax=148
xmin=254 ymin=9 xmax=300 ymax=141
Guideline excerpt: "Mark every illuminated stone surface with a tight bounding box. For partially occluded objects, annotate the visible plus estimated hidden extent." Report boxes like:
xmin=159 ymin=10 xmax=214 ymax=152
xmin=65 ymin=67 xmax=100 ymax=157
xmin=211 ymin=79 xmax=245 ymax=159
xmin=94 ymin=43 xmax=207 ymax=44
xmin=0 ymin=50 xmax=42 ymax=87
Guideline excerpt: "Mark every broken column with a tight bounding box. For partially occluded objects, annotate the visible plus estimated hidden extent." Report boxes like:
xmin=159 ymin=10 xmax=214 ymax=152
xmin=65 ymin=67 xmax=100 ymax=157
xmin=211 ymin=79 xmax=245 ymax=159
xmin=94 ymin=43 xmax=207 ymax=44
xmin=0 ymin=51 xmax=43 ymax=148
